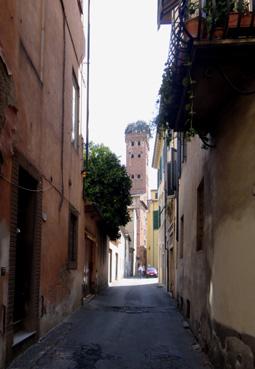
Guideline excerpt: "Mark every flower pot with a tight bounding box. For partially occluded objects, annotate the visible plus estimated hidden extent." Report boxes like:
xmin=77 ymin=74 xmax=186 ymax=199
xmin=240 ymin=12 xmax=253 ymax=27
xmin=228 ymin=11 xmax=254 ymax=28
xmin=228 ymin=12 xmax=239 ymax=28
xmin=185 ymin=16 xmax=205 ymax=38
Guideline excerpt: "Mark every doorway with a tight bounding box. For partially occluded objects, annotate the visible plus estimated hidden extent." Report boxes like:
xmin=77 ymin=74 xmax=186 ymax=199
xmin=170 ymin=248 xmax=175 ymax=296
xmin=13 ymin=166 xmax=39 ymax=341
xmin=86 ymin=237 xmax=96 ymax=294
xmin=109 ymin=249 xmax=112 ymax=283
xmin=115 ymin=253 xmax=118 ymax=280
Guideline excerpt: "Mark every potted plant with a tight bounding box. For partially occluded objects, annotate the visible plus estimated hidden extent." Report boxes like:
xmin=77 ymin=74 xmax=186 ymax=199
xmin=228 ymin=0 xmax=253 ymax=28
xmin=238 ymin=0 xmax=253 ymax=27
xmin=204 ymin=0 xmax=231 ymax=37
xmin=184 ymin=1 xmax=206 ymax=38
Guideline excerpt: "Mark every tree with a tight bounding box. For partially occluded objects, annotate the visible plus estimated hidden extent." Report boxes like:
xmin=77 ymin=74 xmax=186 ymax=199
xmin=84 ymin=143 xmax=132 ymax=240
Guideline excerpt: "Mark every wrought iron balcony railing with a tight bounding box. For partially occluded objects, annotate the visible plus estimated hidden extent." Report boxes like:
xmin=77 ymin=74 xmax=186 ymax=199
xmin=155 ymin=0 xmax=255 ymax=140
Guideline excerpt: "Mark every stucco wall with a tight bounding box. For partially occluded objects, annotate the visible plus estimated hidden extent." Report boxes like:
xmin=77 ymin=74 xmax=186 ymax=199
xmin=147 ymin=191 xmax=159 ymax=269
xmin=108 ymin=234 xmax=125 ymax=283
xmin=208 ymin=94 xmax=255 ymax=369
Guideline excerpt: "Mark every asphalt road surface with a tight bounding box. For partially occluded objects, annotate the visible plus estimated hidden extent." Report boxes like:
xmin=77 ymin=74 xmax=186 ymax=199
xmin=9 ymin=278 xmax=213 ymax=369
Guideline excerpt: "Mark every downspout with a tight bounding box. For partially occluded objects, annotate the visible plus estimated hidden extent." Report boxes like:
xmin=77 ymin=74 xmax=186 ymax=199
xmin=59 ymin=1 xmax=66 ymax=210
xmin=85 ymin=0 xmax=91 ymax=172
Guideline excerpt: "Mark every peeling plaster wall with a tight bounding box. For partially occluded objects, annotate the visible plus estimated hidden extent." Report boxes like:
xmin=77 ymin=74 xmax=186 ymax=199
xmin=0 ymin=0 xmax=85 ymax=366
xmin=177 ymin=92 xmax=255 ymax=368
xmin=0 ymin=220 xmax=10 ymax=366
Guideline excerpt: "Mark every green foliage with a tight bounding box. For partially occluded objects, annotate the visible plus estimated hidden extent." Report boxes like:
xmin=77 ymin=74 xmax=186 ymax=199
xmin=84 ymin=143 xmax=132 ymax=240
xmin=188 ymin=1 xmax=200 ymax=16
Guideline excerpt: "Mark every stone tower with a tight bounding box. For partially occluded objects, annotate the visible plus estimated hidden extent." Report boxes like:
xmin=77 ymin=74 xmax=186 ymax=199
xmin=125 ymin=121 xmax=150 ymax=273
xmin=125 ymin=121 xmax=150 ymax=197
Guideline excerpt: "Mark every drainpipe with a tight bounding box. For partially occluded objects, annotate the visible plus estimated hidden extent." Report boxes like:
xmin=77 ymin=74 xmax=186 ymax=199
xmin=164 ymin=137 xmax=168 ymax=289
xmin=59 ymin=1 xmax=66 ymax=210
xmin=85 ymin=0 xmax=91 ymax=172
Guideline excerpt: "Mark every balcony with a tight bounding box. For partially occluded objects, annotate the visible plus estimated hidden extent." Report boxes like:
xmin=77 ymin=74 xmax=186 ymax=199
xmin=156 ymin=0 xmax=255 ymax=144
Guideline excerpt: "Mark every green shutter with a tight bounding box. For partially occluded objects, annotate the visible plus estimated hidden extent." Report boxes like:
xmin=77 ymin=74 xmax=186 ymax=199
xmin=153 ymin=210 xmax=159 ymax=230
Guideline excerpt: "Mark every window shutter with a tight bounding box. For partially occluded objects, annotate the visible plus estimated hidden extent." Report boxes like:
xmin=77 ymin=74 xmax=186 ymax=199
xmin=153 ymin=210 xmax=159 ymax=230
xmin=159 ymin=157 xmax=162 ymax=183
xmin=167 ymin=148 xmax=177 ymax=195
xmin=177 ymin=133 xmax=182 ymax=179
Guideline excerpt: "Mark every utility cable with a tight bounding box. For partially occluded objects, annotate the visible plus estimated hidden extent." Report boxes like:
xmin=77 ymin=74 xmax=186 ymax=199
xmin=216 ymin=64 xmax=255 ymax=95
xmin=0 ymin=173 xmax=53 ymax=192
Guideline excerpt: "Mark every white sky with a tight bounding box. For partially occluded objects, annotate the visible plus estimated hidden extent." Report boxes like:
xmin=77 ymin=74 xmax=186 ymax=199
xmin=85 ymin=0 xmax=170 ymax=189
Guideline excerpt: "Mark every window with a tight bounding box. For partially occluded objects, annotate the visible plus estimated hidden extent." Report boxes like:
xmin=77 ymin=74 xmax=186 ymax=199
xmin=180 ymin=215 xmax=184 ymax=258
xmin=137 ymin=174 xmax=141 ymax=179
xmin=71 ymin=72 xmax=79 ymax=148
xmin=131 ymin=175 xmax=134 ymax=179
xmin=131 ymin=154 xmax=134 ymax=158
xmin=131 ymin=141 xmax=134 ymax=146
xmin=68 ymin=209 xmax=78 ymax=269
xmin=138 ymin=141 xmax=141 ymax=146
xmin=153 ymin=210 xmax=159 ymax=230
xmin=186 ymin=299 xmax=191 ymax=319
xmin=138 ymin=154 xmax=141 ymax=158
xmin=155 ymin=192 xmax=158 ymax=200
xmin=197 ymin=178 xmax=204 ymax=251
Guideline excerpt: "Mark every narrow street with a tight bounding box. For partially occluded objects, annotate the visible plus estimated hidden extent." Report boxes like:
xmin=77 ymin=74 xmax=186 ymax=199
xmin=9 ymin=279 xmax=213 ymax=369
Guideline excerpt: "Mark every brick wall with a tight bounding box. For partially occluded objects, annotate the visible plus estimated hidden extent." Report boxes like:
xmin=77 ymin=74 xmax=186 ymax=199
xmin=125 ymin=132 xmax=149 ymax=195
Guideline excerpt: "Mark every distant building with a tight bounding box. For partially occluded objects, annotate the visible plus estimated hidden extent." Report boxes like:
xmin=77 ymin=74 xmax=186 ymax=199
xmin=84 ymin=202 xmax=108 ymax=295
xmin=147 ymin=190 xmax=159 ymax=269
xmin=108 ymin=227 xmax=131 ymax=283
xmin=125 ymin=121 xmax=150 ymax=271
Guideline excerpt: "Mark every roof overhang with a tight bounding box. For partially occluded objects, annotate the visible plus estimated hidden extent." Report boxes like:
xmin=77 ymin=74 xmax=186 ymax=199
xmin=152 ymin=131 xmax=164 ymax=169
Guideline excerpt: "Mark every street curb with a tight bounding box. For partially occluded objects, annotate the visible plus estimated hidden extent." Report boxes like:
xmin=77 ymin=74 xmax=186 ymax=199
xmin=82 ymin=293 xmax=95 ymax=305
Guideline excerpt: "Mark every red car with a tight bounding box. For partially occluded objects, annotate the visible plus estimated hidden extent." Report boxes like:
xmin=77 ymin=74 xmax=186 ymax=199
xmin=145 ymin=267 xmax=158 ymax=278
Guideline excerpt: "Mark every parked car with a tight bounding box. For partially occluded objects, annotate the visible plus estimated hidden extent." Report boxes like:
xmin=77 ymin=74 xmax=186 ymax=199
xmin=145 ymin=267 xmax=158 ymax=278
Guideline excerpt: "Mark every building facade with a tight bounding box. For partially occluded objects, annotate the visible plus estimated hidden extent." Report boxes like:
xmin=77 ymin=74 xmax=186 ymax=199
xmin=146 ymin=189 xmax=159 ymax=269
xmin=157 ymin=0 xmax=255 ymax=368
xmin=84 ymin=202 xmax=108 ymax=295
xmin=108 ymin=227 xmax=131 ymax=283
xmin=0 ymin=1 xmax=85 ymax=367
xmin=152 ymin=131 xmax=178 ymax=293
